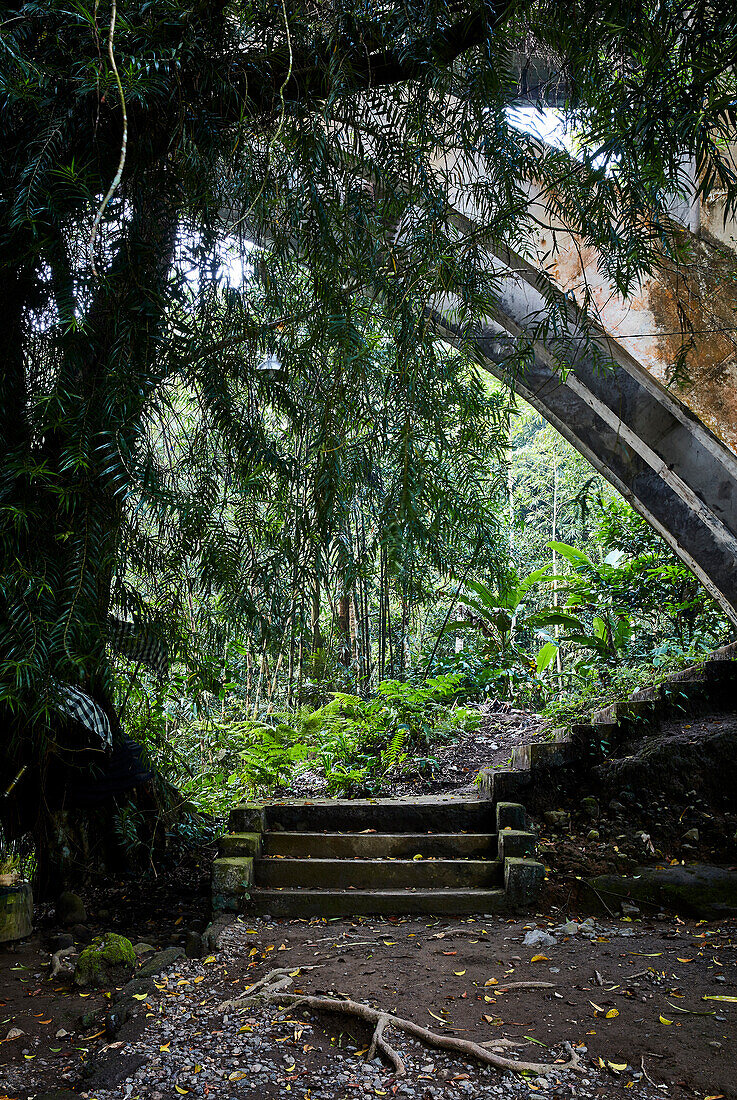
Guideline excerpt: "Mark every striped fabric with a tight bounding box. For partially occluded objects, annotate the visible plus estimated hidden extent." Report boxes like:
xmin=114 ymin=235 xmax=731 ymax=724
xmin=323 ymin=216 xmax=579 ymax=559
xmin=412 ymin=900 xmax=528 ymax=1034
xmin=107 ymin=617 xmax=168 ymax=680
xmin=56 ymin=684 xmax=112 ymax=747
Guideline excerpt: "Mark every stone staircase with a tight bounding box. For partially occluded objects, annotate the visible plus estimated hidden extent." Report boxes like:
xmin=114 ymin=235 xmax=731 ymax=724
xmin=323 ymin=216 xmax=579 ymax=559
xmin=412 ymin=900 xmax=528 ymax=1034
xmin=212 ymin=796 xmax=545 ymax=916
xmin=478 ymin=641 xmax=737 ymax=806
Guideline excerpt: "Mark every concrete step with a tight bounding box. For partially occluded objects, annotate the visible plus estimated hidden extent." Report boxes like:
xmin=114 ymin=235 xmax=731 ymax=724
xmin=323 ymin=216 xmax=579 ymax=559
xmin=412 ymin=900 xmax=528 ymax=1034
xmin=255 ymin=856 xmax=503 ymax=890
xmin=238 ymin=797 xmax=494 ymax=835
xmin=261 ymin=831 xmax=496 ymax=859
xmin=248 ymin=887 xmax=509 ymax=917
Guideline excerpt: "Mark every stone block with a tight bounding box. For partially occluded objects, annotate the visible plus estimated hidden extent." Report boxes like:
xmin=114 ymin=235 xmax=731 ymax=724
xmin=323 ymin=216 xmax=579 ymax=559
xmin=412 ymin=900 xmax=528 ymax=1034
xmin=211 ymin=857 xmax=254 ymax=911
xmin=0 ymin=883 xmax=32 ymax=943
xmin=512 ymin=740 xmax=574 ymax=771
xmin=491 ymin=769 xmax=529 ymax=802
xmin=476 ymin=769 xmax=494 ymax=799
xmin=498 ymin=829 xmax=536 ymax=861
xmin=504 ymin=857 xmax=546 ymax=907
xmin=218 ymin=831 xmax=263 ymax=857
xmin=496 ymin=801 xmax=526 ymax=831
xmin=228 ymin=803 xmax=265 ymax=833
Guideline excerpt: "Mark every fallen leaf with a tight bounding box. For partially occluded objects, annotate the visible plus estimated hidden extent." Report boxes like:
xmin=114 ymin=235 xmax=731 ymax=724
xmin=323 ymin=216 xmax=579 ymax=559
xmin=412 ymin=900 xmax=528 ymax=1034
xmin=703 ymin=995 xmax=737 ymax=1003
xmin=454 ymin=970 xmax=466 ymax=976
xmin=659 ymin=1016 xmax=673 ymax=1025
xmin=605 ymin=1009 xmax=619 ymax=1019
xmin=428 ymin=1009 xmax=449 ymax=1025
xmin=160 ymin=1042 xmax=171 ymax=1051
xmin=484 ymin=978 xmax=498 ymax=987
xmin=530 ymin=954 xmax=548 ymax=962
xmin=132 ymin=994 xmax=148 ymax=1001
xmin=228 ymin=1072 xmax=248 ymax=1082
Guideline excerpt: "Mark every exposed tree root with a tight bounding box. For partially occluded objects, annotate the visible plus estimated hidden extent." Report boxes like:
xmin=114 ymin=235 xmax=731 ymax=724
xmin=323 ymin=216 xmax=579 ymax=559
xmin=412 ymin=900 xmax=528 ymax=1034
xmin=232 ymin=969 xmax=581 ymax=1077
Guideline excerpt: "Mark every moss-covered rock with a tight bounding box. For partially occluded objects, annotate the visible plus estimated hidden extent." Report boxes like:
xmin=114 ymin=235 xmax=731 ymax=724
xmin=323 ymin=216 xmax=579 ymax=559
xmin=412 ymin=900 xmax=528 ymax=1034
xmin=74 ymin=932 xmax=136 ymax=988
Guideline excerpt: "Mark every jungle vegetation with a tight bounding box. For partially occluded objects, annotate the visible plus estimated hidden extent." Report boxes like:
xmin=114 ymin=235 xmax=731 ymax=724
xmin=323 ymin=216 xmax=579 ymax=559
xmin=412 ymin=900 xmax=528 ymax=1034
xmin=1 ymin=0 xmax=736 ymax=887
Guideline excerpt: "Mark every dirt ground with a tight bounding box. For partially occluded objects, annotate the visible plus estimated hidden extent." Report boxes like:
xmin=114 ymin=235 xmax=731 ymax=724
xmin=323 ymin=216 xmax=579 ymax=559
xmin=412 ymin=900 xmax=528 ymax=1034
xmin=2 ymin=705 xmax=736 ymax=1099
xmin=2 ymin=909 xmax=736 ymax=1099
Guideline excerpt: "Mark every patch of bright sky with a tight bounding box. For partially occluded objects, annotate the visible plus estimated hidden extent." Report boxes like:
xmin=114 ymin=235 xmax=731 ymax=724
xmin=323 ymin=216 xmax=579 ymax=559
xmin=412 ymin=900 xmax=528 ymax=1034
xmin=177 ymin=232 xmax=254 ymax=290
xmin=506 ymin=105 xmax=574 ymax=153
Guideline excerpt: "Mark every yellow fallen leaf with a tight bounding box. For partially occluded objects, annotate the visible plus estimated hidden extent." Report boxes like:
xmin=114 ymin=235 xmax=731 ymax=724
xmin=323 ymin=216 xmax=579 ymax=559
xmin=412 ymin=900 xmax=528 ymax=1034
xmin=175 ymin=1087 xmax=189 ymax=1095
xmin=676 ymin=958 xmax=693 ymax=963
xmin=659 ymin=1016 xmax=672 ymax=1025
xmin=228 ymin=1072 xmax=248 ymax=1082
xmin=193 ymin=976 xmax=204 ymax=984
xmin=484 ymin=978 xmax=498 ymax=987
xmin=132 ymin=994 xmax=148 ymax=1001
xmin=605 ymin=1009 xmax=619 ymax=1019
xmin=413 ymin=854 xmax=423 ymax=861
xmin=530 ymin=954 xmax=548 ymax=962
xmin=383 ymin=941 xmax=397 ymax=946
xmin=204 ymin=955 xmax=217 ymax=964
xmin=160 ymin=1043 xmax=171 ymax=1052
xmin=608 ymin=1062 xmax=627 ymax=1071
xmin=454 ymin=970 xmax=466 ymax=976
xmin=428 ymin=1009 xmax=449 ymax=1025
xmin=703 ymin=995 xmax=737 ymax=1003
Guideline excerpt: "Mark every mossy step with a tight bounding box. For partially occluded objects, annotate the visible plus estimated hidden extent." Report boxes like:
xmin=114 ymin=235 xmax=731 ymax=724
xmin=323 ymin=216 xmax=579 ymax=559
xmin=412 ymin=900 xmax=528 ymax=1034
xmin=262 ymin=831 xmax=496 ymax=859
xmin=218 ymin=832 xmax=262 ymax=857
xmin=248 ymin=887 xmax=509 ymax=918
xmin=255 ymin=856 xmax=504 ymax=890
xmin=259 ymin=797 xmax=495 ymax=834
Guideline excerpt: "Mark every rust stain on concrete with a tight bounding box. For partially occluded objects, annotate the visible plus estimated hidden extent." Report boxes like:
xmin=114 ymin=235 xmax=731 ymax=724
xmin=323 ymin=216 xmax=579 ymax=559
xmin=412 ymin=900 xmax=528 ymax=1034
xmin=647 ymin=232 xmax=737 ymax=453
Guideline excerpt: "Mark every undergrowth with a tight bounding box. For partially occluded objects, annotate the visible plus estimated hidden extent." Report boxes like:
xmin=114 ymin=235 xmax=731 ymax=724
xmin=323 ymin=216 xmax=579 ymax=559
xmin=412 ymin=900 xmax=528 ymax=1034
xmin=125 ymin=673 xmax=480 ymax=815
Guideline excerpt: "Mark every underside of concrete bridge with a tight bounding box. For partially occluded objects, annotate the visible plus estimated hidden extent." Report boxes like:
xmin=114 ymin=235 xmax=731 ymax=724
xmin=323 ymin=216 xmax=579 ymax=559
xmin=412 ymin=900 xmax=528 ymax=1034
xmin=433 ymin=149 xmax=737 ymax=626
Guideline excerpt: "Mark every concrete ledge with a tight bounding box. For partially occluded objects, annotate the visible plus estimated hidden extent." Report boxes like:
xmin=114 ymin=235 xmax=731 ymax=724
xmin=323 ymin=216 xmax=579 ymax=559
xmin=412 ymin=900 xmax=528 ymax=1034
xmin=498 ymin=829 xmax=536 ymax=861
xmin=228 ymin=803 xmax=265 ymax=833
xmin=707 ymin=640 xmax=737 ymax=661
xmin=212 ymin=857 xmax=254 ymax=912
xmin=589 ymin=863 xmax=737 ymax=920
xmin=504 ymin=858 xmax=546 ymax=907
